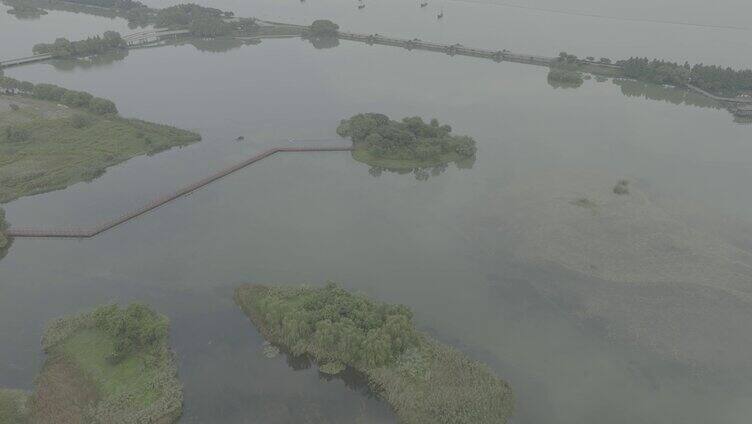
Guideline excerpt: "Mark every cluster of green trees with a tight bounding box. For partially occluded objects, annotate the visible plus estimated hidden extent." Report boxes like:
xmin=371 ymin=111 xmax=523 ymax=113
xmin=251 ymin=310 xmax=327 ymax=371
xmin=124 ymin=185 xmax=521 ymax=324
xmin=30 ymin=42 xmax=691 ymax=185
xmin=91 ymin=304 xmax=169 ymax=364
xmin=337 ymin=113 xmax=476 ymax=162
xmin=0 ymin=76 xmax=118 ymax=115
xmin=618 ymin=57 xmax=752 ymax=97
xmin=32 ymin=31 xmax=126 ymax=58
xmin=155 ymin=4 xmax=235 ymax=36
xmin=237 ymin=284 xmax=515 ymax=424
xmin=242 ymin=283 xmax=419 ymax=369
xmin=308 ymin=19 xmax=339 ymax=37
xmin=618 ymin=58 xmax=690 ymax=86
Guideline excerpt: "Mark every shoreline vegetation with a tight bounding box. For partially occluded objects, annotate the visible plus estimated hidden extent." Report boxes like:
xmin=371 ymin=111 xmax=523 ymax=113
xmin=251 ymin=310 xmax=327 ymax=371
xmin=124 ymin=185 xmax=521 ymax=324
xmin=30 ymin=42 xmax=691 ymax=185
xmin=4 ymin=0 xmax=47 ymax=18
xmin=337 ymin=113 xmax=477 ymax=174
xmin=235 ymin=283 xmax=514 ymax=424
xmin=0 ymin=304 xmax=182 ymax=424
xmin=0 ymin=75 xmax=201 ymax=204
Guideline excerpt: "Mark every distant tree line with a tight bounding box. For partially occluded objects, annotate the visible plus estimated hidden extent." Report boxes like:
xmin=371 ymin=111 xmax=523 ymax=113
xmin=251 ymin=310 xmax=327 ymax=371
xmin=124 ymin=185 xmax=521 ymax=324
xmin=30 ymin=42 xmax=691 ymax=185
xmin=155 ymin=3 xmax=236 ymax=36
xmin=556 ymin=51 xmax=752 ymax=97
xmin=0 ymin=76 xmax=118 ymax=115
xmin=337 ymin=113 xmax=476 ymax=162
xmin=32 ymin=31 xmax=126 ymax=58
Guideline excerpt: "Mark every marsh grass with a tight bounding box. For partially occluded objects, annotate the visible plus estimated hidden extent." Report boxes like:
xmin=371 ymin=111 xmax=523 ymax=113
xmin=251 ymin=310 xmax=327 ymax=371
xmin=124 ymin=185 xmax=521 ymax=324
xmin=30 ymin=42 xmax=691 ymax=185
xmin=27 ymin=305 xmax=184 ymax=424
xmin=0 ymin=389 xmax=30 ymax=424
xmin=0 ymin=95 xmax=200 ymax=204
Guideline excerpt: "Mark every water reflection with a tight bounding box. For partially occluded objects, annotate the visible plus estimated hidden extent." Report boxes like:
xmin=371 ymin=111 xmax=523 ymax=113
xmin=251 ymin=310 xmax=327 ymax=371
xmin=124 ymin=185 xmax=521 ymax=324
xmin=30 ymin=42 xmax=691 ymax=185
xmin=368 ymin=155 xmax=476 ymax=181
xmin=49 ymin=49 xmax=129 ymax=71
xmin=277 ymin=345 xmax=378 ymax=399
xmin=733 ymin=115 xmax=752 ymax=125
xmin=613 ymin=78 xmax=722 ymax=110
xmin=367 ymin=157 xmax=474 ymax=181
xmin=307 ymin=35 xmax=340 ymax=50
xmin=183 ymin=37 xmax=260 ymax=53
xmin=546 ymin=78 xmax=582 ymax=90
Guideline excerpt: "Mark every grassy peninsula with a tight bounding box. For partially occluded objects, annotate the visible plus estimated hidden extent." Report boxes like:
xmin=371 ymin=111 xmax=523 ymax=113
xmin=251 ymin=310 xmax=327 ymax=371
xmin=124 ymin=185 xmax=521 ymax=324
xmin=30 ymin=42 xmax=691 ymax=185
xmin=1 ymin=304 xmax=182 ymax=424
xmin=235 ymin=283 xmax=514 ymax=424
xmin=337 ymin=113 xmax=477 ymax=170
xmin=0 ymin=78 xmax=200 ymax=204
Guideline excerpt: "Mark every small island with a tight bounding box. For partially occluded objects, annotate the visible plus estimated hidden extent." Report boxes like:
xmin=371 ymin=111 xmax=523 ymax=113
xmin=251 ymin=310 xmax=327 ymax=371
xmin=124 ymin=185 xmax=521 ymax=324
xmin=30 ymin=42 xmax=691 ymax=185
xmin=32 ymin=31 xmax=127 ymax=59
xmin=0 ymin=304 xmax=182 ymax=423
xmin=0 ymin=77 xmax=201 ymax=203
xmin=235 ymin=283 xmax=514 ymax=424
xmin=337 ymin=113 xmax=477 ymax=170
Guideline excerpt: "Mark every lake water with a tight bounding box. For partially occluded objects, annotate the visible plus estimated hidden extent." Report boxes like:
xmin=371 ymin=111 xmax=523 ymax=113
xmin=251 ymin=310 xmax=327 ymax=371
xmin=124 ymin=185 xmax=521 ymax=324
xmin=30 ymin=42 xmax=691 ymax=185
xmin=2 ymin=2 xmax=752 ymax=423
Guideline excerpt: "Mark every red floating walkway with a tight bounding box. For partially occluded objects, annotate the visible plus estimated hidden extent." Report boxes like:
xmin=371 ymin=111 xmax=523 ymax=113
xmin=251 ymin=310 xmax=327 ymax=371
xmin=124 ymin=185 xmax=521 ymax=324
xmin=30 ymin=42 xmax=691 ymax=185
xmin=6 ymin=146 xmax=353 ymax=239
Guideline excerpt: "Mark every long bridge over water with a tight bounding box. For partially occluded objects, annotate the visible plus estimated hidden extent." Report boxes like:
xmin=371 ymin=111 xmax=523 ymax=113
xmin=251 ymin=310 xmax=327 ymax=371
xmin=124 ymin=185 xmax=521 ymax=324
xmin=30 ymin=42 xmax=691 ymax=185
xmin=5 ymin=24 xmax=748 ymax=106
xmin=0 ymin=29 xmax=189 ymax=68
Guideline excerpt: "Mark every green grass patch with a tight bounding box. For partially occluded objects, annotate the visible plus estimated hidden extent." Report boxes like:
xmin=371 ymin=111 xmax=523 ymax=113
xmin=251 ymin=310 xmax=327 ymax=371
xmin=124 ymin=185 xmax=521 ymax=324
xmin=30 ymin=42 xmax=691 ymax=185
xmin=235 ymin=284 xmax=514 ymax=424
xmin=58 ymin=329 xmax=162 ymax=408
xmin=0 ymin=95 xmax=201 ymax=204
xmin=27 ymin=304 xmax=183 ymax=423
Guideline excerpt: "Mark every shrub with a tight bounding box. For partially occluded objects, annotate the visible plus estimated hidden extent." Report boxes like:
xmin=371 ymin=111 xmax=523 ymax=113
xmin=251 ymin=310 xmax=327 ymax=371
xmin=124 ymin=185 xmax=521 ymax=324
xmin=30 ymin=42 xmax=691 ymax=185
xmin=309 ymin=20 xmax=339 ymax=37
xmin=93 ymin=304 xmax=169 ymax=364
xmin=613 ymin=179 xmax=630 ymax=195
xmin=88 ymin=97 xmax=118 ymax=115
xmin=69 ymin=114 xmax=92 ymax=129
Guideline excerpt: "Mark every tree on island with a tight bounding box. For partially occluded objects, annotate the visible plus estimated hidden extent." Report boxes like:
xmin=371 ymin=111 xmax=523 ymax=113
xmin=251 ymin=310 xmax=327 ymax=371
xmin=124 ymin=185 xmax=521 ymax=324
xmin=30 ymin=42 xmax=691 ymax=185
xmin=309 ymin=19 xmax=339 ymax=37
xmin=337 ymin=113 xmax=476 ymax=171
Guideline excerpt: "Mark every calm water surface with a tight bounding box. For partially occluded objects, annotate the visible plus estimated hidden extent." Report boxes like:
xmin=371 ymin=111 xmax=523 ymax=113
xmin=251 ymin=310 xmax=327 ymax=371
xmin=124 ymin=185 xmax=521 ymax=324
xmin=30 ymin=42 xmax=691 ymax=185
xmin=2 ymin=3 xmax=752 ymax=423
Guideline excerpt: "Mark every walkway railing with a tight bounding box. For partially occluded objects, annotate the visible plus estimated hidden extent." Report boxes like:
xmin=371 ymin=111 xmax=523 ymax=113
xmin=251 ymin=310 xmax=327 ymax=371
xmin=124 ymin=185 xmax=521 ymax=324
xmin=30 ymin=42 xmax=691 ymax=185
xmin=6 ymin=146 xmax=353 ymax=239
